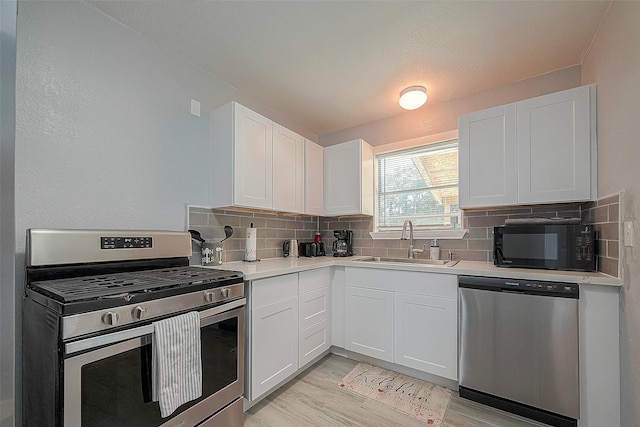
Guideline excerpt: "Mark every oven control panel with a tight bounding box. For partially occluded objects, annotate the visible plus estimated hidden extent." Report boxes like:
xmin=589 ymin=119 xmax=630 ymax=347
xmin=101 ymin=236 xmax=152 ymax=249
xmin=61 ymin=282 xmax=245 ymax=340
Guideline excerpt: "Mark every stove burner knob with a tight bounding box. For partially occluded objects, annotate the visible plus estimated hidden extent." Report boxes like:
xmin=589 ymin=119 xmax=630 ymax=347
xmin=220 ymin=288 xmax=231 ymax=298
xmin=205 ymin=291 xmax=216 ymax=303
xmin=133 ymin=306 xmax=147 ymax=320
xmin=102 ymin=312 xmax=120 ymax=326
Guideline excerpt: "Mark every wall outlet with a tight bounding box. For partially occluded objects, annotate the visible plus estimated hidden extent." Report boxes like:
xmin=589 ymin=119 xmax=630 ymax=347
xmin=623 ymin=221 xmax=634 ymax=247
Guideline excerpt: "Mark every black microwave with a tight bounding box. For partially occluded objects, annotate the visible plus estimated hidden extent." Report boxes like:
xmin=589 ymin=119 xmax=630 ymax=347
xmin=493 ymin=224 xmax=596 ymax=271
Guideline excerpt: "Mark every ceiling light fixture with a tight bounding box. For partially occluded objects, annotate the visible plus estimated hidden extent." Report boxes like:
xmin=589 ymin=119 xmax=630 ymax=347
xmin=399 ymin=85 xmax=427 ymax=110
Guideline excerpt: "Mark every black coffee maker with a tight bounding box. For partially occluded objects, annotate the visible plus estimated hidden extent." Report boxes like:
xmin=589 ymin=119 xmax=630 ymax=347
xmin=332 ymin=229 xmax=353 ymax=257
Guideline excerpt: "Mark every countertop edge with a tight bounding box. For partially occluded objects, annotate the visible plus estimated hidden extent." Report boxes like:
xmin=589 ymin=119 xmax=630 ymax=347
xmin=196 ymin=257 xmax=622 ymax=287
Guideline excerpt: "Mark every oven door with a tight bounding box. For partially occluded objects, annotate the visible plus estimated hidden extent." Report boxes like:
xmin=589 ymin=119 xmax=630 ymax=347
xmin=63 ymin=299 xmax=245 ymax=427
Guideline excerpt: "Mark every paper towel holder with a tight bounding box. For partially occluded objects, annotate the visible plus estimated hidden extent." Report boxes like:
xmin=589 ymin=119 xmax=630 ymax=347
xmin=243 ymin=222 xmax=261 ymax=263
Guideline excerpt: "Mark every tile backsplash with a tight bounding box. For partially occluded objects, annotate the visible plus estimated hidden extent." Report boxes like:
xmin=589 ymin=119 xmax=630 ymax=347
xmin=581 ymin=193 xmax=620 ymax=277
xmin=188 ymin=207 xmax=318 ymax=263
xmin=188 ymin=196 xmax=620 ymax=277
xmin=320 ymin=203 xmax=584 ymax=263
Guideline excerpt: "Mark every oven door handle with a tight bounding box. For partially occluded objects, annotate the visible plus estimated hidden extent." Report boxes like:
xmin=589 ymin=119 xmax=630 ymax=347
xmin=65 ymin=298 xmax=246 ymax=356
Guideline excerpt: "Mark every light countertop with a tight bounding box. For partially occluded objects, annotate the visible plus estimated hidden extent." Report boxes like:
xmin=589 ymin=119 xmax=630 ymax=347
xmin=196 ymin=256 xmax=622 ymax=287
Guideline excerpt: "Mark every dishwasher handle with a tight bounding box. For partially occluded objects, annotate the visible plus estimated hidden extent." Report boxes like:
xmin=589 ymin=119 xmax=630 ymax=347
xmin=458 ymin=275 xmax=579 ymax=299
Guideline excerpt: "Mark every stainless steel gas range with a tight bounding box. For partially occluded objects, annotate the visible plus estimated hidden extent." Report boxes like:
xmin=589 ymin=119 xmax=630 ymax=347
xmin=22 ymin=229 xmax=245 ymax=427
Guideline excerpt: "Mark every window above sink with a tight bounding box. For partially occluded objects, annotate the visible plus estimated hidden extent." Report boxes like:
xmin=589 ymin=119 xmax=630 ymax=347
xmin=370 ymin=131 xmax=467 ymax=241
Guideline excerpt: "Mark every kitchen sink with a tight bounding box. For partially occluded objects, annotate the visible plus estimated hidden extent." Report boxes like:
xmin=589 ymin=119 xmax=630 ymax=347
xmin=355 ymin=257 xmax=459 ymax=267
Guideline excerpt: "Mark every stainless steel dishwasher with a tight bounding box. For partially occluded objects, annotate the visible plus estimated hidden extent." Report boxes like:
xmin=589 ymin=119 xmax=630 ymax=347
xmin=458 ymin=276 xmax=579 ymax=427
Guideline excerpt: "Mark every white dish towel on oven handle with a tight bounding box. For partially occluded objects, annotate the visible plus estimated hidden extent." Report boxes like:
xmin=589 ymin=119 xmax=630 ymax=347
xmin=152 ymin=311 xmax=203 ymax=418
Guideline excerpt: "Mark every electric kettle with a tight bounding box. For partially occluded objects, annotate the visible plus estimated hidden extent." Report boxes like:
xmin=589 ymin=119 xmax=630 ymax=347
xmin=283 ymin=239 xmax=299 ymax=257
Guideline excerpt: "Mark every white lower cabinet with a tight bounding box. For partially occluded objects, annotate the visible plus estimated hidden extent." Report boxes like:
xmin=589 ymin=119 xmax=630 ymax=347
xmin=344 ymin=267 xmax=458 ymax=380
xmin=248 ymin=268 xmax=331 ymax=402
xmin=298 ymin=268 xmax=331 ymax=367
xmin=344 ymin=286 xmax=394 ymax=362
xmin=250 ymin=274 xmax=298 ymax=400
xmin=394 ymin=292 xmax=458 ymax=380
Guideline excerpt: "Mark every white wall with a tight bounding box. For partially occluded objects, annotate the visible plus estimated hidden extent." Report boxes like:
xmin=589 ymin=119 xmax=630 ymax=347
xmin=581 ymin=2 xmax=640 ymax=425
xmin=17 ymin=1 xmax=210 ymax=235
xmin=15 ymin=1 xmax=317 ymax=247
xmin=319 ymin=65 xmax=581 ymax=147
xmin=0 ymin=1 xmax=16 ymax=425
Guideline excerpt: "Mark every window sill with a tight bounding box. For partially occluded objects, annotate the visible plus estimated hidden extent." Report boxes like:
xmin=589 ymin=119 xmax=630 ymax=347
xmin=369 ymin=229 xmax=468 ymax=240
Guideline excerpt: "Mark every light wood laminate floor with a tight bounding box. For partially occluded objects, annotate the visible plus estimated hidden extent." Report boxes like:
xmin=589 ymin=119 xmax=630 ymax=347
xmin=245 ymin=354 xmax=547 ymax=427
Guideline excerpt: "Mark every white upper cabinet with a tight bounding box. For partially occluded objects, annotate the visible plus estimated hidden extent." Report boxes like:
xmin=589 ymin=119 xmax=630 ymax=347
xmin=517 ymin=85 xmax=595 ymax=204
xmin=211 ymin=102 xmax=273 ymax=210
xmin=459 ymin=85 xmax=597 ymax=209
xmin=304 ymin=139 xmax=324 ymax=216
xmin=210 ymin=102 xmax=306 ymax=213
xmin=459 ymin=104 xmax=518 ymax=208
xmin=323 ymin=139 xmax=374 ymax=216
xmin=272 ymin=123 xmax=304 ymax=213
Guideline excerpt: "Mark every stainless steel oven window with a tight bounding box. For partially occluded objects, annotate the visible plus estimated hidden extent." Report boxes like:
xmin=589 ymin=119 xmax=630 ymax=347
xmin=63 ymin=307 xmax=244 ymax=427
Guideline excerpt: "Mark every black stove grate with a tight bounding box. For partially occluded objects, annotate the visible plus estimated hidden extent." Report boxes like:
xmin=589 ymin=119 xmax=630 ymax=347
xmin=29 ymin=266 xmax=243 ymax=303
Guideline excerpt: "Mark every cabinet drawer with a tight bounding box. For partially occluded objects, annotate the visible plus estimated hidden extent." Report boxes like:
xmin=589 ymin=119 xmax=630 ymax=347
xmin=299 ymin=287 xmax=329 ymax=331
xmin=345 ymin=267 xmax=457 ymax=298
xmin=299 ymin=268 xmax=330 ymax=293
xmin=299 ymin=319 xmax=330 ymax=368
xmin=251 ymin=273 xmax=298 ymax=309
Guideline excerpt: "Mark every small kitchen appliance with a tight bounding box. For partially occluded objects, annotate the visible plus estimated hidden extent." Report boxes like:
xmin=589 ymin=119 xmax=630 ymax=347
xmin=332 ymin=229 xmax=353 ymax=257
xmin=494 ymin=224 xmax=595 ymax=271
xmin=282 ymin=239 xmax=299 ymax=257
xmin=23 ymin=229 xmax=245 ymax=427
xmin=299 ymin=241 xmax=325 ymax=257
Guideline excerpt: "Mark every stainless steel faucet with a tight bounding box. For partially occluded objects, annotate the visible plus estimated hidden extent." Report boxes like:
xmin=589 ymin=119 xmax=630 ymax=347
xmin=401 ymin=220 xmax=424 ymax=259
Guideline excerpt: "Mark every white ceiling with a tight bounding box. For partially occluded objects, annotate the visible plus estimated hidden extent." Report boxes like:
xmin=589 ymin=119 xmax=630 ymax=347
xmin=88 ymin=0 xmax=610 ymax=137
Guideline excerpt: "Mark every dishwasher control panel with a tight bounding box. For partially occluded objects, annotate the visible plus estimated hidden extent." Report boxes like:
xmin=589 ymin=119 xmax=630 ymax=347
xmin=459 ymin=276 xmax=579 ymax=298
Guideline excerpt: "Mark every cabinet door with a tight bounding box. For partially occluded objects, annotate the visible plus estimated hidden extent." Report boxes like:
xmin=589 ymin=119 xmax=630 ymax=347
xmin=344 ymin=286 xmax=394 ymax=362
xmin=323 ymin=139 xmax=375 ymax=216
xmin=299 ymin=319 xmax=330 ymax=368
xmin=233 ymin=103 xmax=273 ymax=209
xmin=273 ymin=123 xmax=304 ymax=213
xmin=394 ymin=293 xmax=458 ymax=380
xmin=304 ymin=139 xmax=324 ymax=216
xmin=459 ymin=104 xmax=517 ymax=208
xmin=517 ymin=85 xmax=593 ymax=204
xmin=251 ymin=296 xmax=299 ymax=400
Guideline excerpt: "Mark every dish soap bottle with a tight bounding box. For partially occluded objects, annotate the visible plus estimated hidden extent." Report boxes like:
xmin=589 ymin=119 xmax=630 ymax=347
xmin=430 ymin=239 xmax=440 ymax=260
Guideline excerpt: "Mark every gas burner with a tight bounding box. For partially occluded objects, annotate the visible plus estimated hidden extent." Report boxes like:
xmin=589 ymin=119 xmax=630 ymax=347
xmin=30 ymin=267 xmax=243 ymax=304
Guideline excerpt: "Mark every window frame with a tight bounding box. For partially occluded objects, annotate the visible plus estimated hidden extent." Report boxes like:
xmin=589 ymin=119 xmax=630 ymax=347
xmin=369 ymin=131 xmax=467 ymax=240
